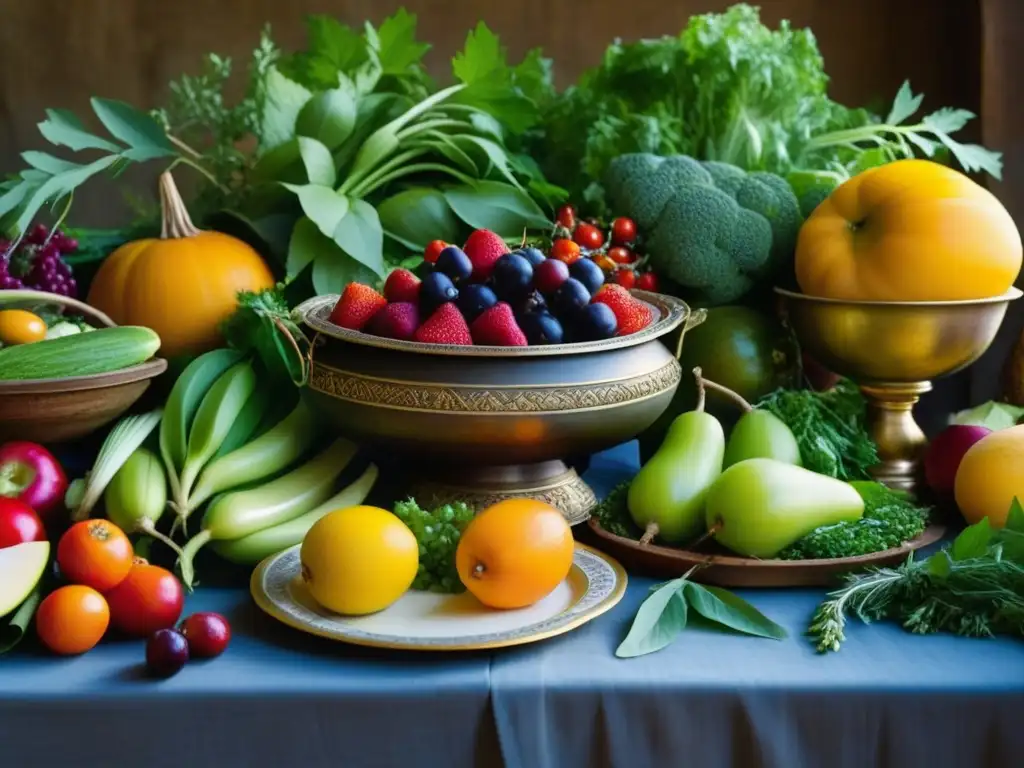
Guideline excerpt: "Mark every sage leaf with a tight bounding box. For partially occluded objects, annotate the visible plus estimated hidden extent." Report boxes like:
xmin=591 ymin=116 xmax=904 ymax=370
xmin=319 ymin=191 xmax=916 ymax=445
xmin=283 ymin=183 xmax=349 ymax=240
xmin=297 ymin=137 xmax=337 ymax=187
xmin=16 ymin=155 xmax=120 ymax=233
xmin=38 ymin=108 xmax=122 ymax=153
xmin=444 ymin=180 xmax=551 ymax=233
xmin=297 ymin=86 xmax=358 ymax=150
xmin=377 ymin=188 xmax=461 ymax=250
xmin=951 ymin=518 xmax=994 ymax=561
xmin=251 ymin=139 xmax=307 ymax=185
xmin=615 ymin=579 xmax=688 ymax=658
xmin=683 ymin=583 xmax=788 ymax=640
xmin=261 ymin=67 xmax=313 ymax=152
xmin=287 ymin=217 xmax=327 ymax=278
xmin=311 ymin=242 xmax=381 ymax=295
xmin=333 ymin=199 xmax=386 ymax=277
xmin=90 ymin=98 xmax=175 ymax=156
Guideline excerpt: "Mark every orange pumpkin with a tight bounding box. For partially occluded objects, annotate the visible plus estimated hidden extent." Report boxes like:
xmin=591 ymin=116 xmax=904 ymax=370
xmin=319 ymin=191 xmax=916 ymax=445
xmin=87 ymin=172 xmax=275 ymax=359
xmin=795 ymin=159 xmax=1022 ymax=302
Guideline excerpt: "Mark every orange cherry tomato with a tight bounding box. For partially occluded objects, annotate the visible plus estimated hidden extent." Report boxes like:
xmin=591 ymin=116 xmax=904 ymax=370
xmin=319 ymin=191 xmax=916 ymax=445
xmin=592 ymin=254 xmax=617 ymax=272
xmin=36 ymin=585 xmax=110 ymax=655
xmin=424 ymin=240 xmax=448 ymax=264
xmin=57 ymin=519 xmax=134 ymax=592
xmin=0 ymin=309 xmax=47 ymax=346
xmin=550 ymin=238 xmax=582 ymax=265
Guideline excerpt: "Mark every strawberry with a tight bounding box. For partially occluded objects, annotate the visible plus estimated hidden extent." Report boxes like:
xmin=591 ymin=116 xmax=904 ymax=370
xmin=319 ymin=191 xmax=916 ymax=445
xmin=414 ymin=303 xmax=472 ymax=345
xmin=366 ymin=302 xmax=420 ymax=341
xmin=463 ymin=229 xmax=509 ymax=282
xmin=592 ymin=284 xmax=654 ymax=336
xmin=470 ymin=302 xmax=528 ymax=347
xmin=383 ymin=268 xmax=421 ymax=303
xmin=329 ymin=283 xmax=387 ymax=331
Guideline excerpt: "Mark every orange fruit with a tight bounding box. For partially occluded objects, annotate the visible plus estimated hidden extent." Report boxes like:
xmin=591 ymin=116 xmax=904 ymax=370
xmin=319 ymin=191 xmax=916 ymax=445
xmin=56 ymin=519 xmax=134 ymax=592
xmin=455 ymin=499 xmax=574 ymax=609
xmin=954 ymin=425 xmax=1024 ymax=528
xmin=36 ymin=584 xmax=110 ymax=655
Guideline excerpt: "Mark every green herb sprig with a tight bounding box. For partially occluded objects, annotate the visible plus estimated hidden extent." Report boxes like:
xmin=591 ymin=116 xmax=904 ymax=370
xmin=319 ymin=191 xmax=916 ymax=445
xmin=810 ymin=499 xmax=1024 ymax=653
xmin=392 ymin=498 xmax=476 ymax=594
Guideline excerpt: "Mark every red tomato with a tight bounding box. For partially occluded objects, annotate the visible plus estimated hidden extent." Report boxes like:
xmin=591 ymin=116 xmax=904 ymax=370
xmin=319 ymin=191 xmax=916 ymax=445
xmin=424 ymin=240 xmax=448 ymax=264
xmin=572 ymin=223 xmax=605 ymax=250
xmin=556 ymin=204 xmax=576 ymax=230
xmin=611 ymin=217 xmax=637 ymax=245
xmin=0 ymin=497 xmax=45 ymax=549
xmin=56 ymin=520 xmax=134 ymax=592
xmin=614 ymin=269 xmax=637 ymax=290
xmin=105 ymin=563 xmax=185 ymax=637
xmin=550 ymin=238 xmax=582 ymax=265
xmin=608 ymin=246 xmax=634 ymax=264
xmin=635 ymin=272 xmax=659 ymax=291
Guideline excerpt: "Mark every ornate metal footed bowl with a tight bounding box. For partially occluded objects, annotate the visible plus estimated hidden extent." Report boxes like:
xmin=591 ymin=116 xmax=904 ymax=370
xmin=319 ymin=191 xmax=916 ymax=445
xmin=776 ymin=286 xmax=1022 ymax=495
xmin=295 ymin=291 xmax=705 ymax=524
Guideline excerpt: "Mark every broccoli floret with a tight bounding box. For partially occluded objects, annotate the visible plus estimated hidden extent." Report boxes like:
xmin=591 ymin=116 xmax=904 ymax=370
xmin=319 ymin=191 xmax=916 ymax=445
xmin=798 ymin=184 xmax=835 ymax=218
xmin=604 ymin=153 xmax=803 ymax=305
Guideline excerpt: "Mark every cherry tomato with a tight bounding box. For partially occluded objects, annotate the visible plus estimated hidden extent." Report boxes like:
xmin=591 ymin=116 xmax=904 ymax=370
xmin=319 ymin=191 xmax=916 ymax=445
xmin=550 ymin=238 xmax=582 ymax=265
xmin=608 ymin=246 xmax=634 ymax=264
xmin=572 ymin=223 xmax=605 ymax=250
xmin=56 ymin=519 xmax=133 ymax=592
xmin=611 ymin=217 xmax=637 ymax=246
xmin=36 ymin=584 xmax=110 ymax=655
xmin=180 ymin=612 xmax=232 ymax=658
xmin=0 ymin=310 xmax=47 ymax=346
xmin=614 ymin=269 xmax=637 ymax=290
xmin=592 ymin=254 xmax=617 ymax=272
xmin=556 ymin=204 xmax=576 ymax=230
xmin=424 ymin=240 xmax=448 ymax=264
xmin=0 ymin=497 xmax=45 ymax=549
xmin=635 ymin=272 xmax=659 ymax=291
xmin=105 ymin=562 xmax=184 ymax=638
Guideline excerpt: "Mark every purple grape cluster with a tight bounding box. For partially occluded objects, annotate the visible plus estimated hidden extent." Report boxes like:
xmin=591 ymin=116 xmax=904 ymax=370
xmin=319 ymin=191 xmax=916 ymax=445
xmin=0 ymin=224 xmax=79 ymax=297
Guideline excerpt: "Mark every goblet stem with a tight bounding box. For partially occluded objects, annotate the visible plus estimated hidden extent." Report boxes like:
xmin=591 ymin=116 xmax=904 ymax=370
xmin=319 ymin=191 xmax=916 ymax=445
xmin=859 ymin=382 xmax=932 ymax=495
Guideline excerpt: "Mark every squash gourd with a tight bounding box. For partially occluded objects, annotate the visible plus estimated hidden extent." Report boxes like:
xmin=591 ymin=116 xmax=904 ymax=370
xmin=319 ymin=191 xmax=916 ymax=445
xmin=87 ymin=172 xmax=275 ymax=359
xmin=795 ymin=159 xmax=1022 ymax=302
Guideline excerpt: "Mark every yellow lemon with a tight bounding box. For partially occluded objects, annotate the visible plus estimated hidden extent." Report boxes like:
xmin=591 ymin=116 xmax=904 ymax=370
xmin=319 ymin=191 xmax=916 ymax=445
xmin=953 ymin=425 xmax=1024 ymax=528
xmin=300 ymin=505 xmax=418 ymax=615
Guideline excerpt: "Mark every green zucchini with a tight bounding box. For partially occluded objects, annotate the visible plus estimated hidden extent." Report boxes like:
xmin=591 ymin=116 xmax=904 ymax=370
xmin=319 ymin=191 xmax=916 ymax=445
xmin=0 ymin=326 xmax=161 ymax=380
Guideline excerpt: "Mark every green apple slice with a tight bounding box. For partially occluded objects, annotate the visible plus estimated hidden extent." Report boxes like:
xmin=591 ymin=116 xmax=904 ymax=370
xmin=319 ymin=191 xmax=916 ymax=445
xmin=0 ymin=541 xmax=50 ymax=619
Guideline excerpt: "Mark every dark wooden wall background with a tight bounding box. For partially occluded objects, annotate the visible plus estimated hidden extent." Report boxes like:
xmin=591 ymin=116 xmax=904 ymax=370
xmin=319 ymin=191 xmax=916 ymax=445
xmin=0 ymin=0 xmax=1020 ymax=427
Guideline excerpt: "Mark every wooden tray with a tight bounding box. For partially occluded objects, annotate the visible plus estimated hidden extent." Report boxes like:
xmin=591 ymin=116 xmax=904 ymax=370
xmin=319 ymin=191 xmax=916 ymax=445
xmin=582 ymin=519 xmax=947 ymax=588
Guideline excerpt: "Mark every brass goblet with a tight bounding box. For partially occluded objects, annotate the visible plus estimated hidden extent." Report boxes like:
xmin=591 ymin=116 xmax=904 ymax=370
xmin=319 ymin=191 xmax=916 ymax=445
xmin=775 ymin=287 xmax=1022 ymax=495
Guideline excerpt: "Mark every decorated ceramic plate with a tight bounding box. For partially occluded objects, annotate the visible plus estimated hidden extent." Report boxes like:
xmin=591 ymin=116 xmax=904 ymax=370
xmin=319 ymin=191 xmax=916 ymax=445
xmin=250 ymin=542 xmax=627 ymax=651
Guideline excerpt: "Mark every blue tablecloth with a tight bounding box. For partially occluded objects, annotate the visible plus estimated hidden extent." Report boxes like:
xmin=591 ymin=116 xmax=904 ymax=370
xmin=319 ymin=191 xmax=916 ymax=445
xmin=2 ymin=443 xmax=1022 ymax=768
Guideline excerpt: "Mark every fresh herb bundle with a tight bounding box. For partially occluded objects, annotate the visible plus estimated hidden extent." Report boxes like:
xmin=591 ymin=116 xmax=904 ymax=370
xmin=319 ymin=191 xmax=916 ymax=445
xmin=392 ymin=497 xmax=475 ymax=594
xmin=809 ymin=500 xmax=1024 ymax=653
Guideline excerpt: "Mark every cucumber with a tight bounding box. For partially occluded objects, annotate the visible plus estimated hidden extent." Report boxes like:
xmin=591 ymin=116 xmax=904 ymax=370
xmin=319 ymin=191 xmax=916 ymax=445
xmin=0 ymin=326 xmax=161 ymax=380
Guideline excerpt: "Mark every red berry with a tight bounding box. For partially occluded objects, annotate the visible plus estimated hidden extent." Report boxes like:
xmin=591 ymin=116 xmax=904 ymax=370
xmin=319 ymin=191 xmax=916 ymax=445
xmin=424 ymin=240 xmax=447 ymax=264
xmin=146 ymin=629 xmax=189 ymax=677
xmin=179 ymin=612 xmax=232 ymax=659
xmin=572 ymin=223 xmax=604 ymax=250
xmin=550 ymin=238 xmax=581 ymax=265
xmin=329 ymin=283 xmax=388 ymax=331
xmin=608 ymin=246 xmax=634 ymax=264
xmin=534 ymin=259 xmax=570 ymax=294
xmin=556 ymin=204 xmax=576 ymax=230
xmin=611 ymin=217 xmax=637 ymax=245
xmin=635 ymin=272 xmax=658 ymax=292
xmin=614 ymin=269 xmax=637 ymax=290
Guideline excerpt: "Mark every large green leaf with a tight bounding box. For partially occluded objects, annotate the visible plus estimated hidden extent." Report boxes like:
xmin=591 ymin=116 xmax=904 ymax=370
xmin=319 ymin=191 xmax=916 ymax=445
xmin=251 ymin=139 xmax=306 ymax=185
xmin=287 ymin=216 xmax=325 ymax=278
xmin=21 ymin=152 xmax=81 ymax=175
xmin=15 ymin=155 xmax=120 ymax=233
xmin=260 ymin=67 xmax=313 ymax=151
xmin=443 ymin=180 xmax=551 ymax=234
xmin=37 ymin=108 xmax=122 ymax=153
xmin=90 ymin=98 xmax=176 ymax=157
xmin=297 ymin=137 xmax=337 ymax=187
xmin=377 ymin=188 xmax=461 ymax=250
xmin=282 ymin=183 xmax=349 ymax=239
xmin=296 ymin=84 xmax=358 ymax=150
xmin=334 ymin=198 xmax=385 ymax=277
xmin=311 ymin=240 xmax=382 ymax=294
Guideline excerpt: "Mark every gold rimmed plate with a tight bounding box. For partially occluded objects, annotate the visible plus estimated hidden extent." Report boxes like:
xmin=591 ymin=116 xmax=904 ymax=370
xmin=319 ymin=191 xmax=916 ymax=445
xmin=295 ymin=290 xmax=699 ymax=358
xmin=250 ymin=543 xmax=627 ymax=651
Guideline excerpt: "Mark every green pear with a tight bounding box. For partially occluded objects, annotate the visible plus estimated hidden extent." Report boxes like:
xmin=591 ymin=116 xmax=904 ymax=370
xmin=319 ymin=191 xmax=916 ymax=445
xmin=724 ymin=410 xmax=802 ymax=468
xmin=0 ymin=541 xmax=50 ymax=618
xmin=628 ymin=368 xmax=725 ymax=545
xmin=705 ymin=458 xmax=864 ymax=558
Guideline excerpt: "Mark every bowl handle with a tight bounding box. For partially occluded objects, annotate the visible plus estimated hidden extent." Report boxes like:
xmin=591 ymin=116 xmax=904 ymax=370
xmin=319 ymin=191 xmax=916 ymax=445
xmin=0 ymin=288 xmax=117 ymax=328
xmin=674 ymin=307 xmax=708 ymax=359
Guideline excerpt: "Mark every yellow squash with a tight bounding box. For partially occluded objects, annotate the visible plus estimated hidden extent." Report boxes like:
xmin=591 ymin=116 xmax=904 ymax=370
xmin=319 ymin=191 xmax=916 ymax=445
xmin=795 ymin=159 xmax=1022 ymax=302
xmin=87 ymin=172 xmax=275 ymax=359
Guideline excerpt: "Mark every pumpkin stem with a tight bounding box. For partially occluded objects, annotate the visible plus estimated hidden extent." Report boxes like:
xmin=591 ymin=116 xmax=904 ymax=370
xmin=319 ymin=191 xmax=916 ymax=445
xmin=159 ymin=171 xmax=202 ymax=240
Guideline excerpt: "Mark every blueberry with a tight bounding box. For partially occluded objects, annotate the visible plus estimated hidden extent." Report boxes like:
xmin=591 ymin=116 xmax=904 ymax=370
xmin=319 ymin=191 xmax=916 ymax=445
xmin=519 ymin=311 xmax=565 ymax=345
xmin=435 ymin=246 xmax=473 ymax=283
xmin=552 ymin=278 xmax=592 ymax=319
xmin=420 ymin=271 xmax=459 ymax=314
xmin=513 ymin=289 xmax=547 ymax=318
xmin=573 ymin=302 xmax=618 ymax=341
xmin=569 ymin=258 xmax=606 ymax=295
xmin=491 ymin=253 xmax=534 ymax=300
xmin=456 ymin=283 xmax=498 ymax=323
xmin=517 ymin=247 xmax=546 ymax=267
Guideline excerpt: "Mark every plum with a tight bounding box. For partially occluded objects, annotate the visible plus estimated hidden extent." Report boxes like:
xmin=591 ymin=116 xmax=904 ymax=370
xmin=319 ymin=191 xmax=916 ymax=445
xmin=925 ymin=424 xmax=993 ymax=495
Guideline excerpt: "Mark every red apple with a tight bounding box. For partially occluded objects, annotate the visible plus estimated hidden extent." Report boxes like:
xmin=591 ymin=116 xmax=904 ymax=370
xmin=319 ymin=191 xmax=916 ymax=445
xmin=925 ymin=425 xmax=993 ymax=494
xmin=0 ymin=497 xmax=46 ymax=549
